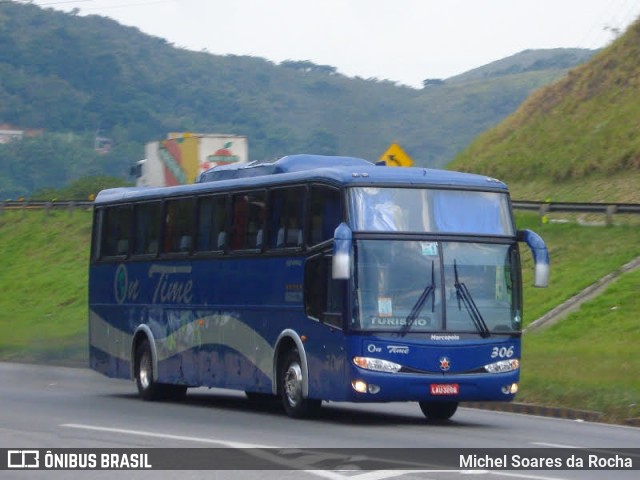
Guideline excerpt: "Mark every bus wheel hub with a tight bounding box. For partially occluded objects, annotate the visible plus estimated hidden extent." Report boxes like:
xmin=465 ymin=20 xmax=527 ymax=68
xmin=284 ymin=363 xmax=303 ymax=407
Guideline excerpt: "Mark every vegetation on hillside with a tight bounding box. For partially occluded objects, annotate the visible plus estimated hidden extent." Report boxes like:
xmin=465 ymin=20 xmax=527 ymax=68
xmin=31 ymin=176 xmax=131 ymax=201
xmin=0 ymin=1 xmax=591 ymax=197
xmin=450 ymin=17 xmax=640 ymax=202
xmin=521 ymin=268 xmax=640 ymax=422
xmin=0 ymin=132 xmax=138 ymax=198
xmin=446 ymin=48 xmax=594 ymax=83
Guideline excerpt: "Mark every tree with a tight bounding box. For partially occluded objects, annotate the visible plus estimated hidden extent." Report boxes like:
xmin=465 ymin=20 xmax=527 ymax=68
xmin=306 ymin=130 xmax=338 ymax=156
xmin=423 ymin=78 xmax=445 ymax=88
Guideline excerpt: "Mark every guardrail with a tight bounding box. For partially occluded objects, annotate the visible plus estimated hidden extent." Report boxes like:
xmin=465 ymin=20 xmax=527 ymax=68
xmin=1 ymin=200 xmax=639 ymax=223
xmin=1 ymin=200 xmax=94 ymax=209
xmin=511 ymin=200 xmax=640 ymax=214
xmin=511 ymin=201 xmax=640 ymax=225
xmin=0 ymin=200 xmax=93 ymax=217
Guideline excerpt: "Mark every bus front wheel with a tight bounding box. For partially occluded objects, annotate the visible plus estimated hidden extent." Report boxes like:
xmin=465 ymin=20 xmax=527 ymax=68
xmin=419 ymin=401 xmax=458 ymax=420
xmin=135 ymin=339 xmax=187 ymax=401
xmin=279 ymin=349 xmax=321 ymax=418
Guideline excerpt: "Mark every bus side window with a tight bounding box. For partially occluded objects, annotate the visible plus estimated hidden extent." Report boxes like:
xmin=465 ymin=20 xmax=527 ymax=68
xmin=91 ymin=208 xmax=103 ymax=261
xmin=196 ymin=195 xmax=227 ymax=252
xmin=268 ymin=186 xmax=305 ymax=249
xmin=133 ymin=201 xmax=161 ymax=256
xmin=309 ymin=185 xmax=341 ymax=246
xmin=102 ymin=205 xmax=132 ymax=258
xmin=163 ymin=198 xmax=194 ymax=254
xmin=230 ymin=191 xmax=265 ymax=251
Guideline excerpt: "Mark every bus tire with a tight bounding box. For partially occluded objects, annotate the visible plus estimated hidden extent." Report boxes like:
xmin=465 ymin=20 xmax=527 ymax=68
xmin=134 ymin=339 xmax=187 ymax=401
xmin=279 ymin=349 xmax=321 ymax=418
xmin=418 ymin=401 xmax=458 ymax=420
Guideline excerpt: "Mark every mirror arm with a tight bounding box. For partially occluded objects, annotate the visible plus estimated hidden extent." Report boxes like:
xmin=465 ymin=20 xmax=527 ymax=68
xmin=332 ymin=222 xmax=352 ymax=279
xmin=517 ymin=229 xmax=549 ymax=288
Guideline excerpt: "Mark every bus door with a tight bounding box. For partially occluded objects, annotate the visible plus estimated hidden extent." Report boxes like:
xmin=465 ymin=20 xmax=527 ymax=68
xmin=304 ymin=249 xmax=348 ymax=400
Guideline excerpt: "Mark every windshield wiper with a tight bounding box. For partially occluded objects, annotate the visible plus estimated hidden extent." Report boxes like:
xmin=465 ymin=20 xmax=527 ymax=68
xmin=453 ymin=260 xmax=491 ymax=338
xmin=401 ymin=260 xmax=435 ymax=335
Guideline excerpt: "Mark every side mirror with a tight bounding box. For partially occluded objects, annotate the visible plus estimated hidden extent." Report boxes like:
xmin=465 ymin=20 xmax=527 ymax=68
xmin=517 ymin=229 xmax=549 ymax=288
xmin=332 ymin=222 xmax=352 ymax=279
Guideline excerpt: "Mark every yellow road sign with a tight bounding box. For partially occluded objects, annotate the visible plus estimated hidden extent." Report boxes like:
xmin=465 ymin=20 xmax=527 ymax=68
xmin=379 ymin=143 xmax=413 ymax=167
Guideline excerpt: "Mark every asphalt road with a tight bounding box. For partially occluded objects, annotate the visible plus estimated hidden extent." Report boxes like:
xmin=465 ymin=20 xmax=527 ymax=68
xmin=0 ymin=362 xmax=638 ymax=480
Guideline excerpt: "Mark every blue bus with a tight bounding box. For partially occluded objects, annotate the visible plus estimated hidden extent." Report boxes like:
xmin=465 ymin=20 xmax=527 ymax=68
xmin=89 ymin=155 xmax=549 ymax=419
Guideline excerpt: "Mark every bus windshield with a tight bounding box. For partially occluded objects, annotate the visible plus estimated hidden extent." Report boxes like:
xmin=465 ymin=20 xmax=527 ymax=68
xmin=352 ymin=240 xmax=521 ymax=334
xmin=349 ymin=187 xmax=514 ymax=235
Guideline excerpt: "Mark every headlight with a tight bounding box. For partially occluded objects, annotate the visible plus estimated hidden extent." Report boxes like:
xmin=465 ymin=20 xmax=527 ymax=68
xmin=353 ymin=356 xmax=402 ymax=373
xmin=484 ymin=359 xmax=519 ymax=373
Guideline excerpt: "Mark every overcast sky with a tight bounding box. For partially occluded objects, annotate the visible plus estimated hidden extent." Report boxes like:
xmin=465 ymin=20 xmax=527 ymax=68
xmin=28 ymin=0 xmax=640 ymax=88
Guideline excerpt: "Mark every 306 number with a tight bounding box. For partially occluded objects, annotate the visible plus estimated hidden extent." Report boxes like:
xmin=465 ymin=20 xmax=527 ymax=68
xmin=491 ymin=346 xmax=514 ymax=358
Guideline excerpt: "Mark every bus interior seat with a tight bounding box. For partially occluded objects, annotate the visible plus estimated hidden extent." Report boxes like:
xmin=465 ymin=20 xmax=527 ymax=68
xmin=147 ymin=240 xmax=158 ymax=254
xmin=179 ymin=235 xmax=192 ymax=252
xmin=117 ymin=239 xmax=129 ymax=255
xmin=277 ymin=228 xmax=302 ymax=247
xmin=217 ymin=232 xmax=226 ymax=249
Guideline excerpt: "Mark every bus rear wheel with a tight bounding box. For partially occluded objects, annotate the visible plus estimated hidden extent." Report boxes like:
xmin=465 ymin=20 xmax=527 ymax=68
xmin=135 ymin=339 xmax=187 ymax=401
xmin=279 ymin=349 xmax=321 ymax=418
xmin=419 ymin=401 xmax=458 ymax=420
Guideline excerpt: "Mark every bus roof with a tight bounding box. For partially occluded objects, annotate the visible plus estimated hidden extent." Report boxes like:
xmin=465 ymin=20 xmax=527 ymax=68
xmin=197 ymin=154 xmax=371 ymax=182
xmin=95 ymin=155 xmax=508 ymax=204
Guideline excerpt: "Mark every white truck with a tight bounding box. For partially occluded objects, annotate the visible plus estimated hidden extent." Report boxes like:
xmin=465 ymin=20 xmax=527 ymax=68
xmin=132 ymin=133 xmax=248 ymax=187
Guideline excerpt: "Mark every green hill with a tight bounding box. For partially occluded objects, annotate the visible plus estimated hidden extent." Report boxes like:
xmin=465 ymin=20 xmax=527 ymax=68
xmin=0 ymin=209 xmax=639 ymax=422
xmin=446 ymin=48 xmax=594 ymax=83
xmin=0 ymin=1 xmax=591 ymax=197
xmin=450 ymin=18 xmax=640 ymax=202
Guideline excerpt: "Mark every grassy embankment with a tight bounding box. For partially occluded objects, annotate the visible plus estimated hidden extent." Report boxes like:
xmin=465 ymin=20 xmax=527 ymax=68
xmin=0 ymin=209 xmax=638 ymax=422
xmin=516 ymin=213 xmax=640 ymax=422
xmin=449 ymin=19 xmax=640 ymax=204
xmin=0 ymin=209 xmax=90 ymax=365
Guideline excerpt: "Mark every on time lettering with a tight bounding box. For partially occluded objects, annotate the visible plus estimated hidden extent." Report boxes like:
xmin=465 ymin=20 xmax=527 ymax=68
xmin=149 ymin=265 xmax=194 ymax=304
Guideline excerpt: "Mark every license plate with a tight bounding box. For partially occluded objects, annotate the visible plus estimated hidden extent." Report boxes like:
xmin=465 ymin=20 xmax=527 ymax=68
xmin=430 ymin=383 xmax=459 ymax=395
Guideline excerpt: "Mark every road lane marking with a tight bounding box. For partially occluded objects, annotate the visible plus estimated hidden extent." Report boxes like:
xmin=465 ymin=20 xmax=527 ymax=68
xmin=61 ymin=423 xmax=272 ymax=448
xmin=530 ymin=442 xmax=579 ymax=449
xmin=476 ymin=473 xmax=568 ymax=480
xmin=532 ymin=442 xmax=640 ymax=461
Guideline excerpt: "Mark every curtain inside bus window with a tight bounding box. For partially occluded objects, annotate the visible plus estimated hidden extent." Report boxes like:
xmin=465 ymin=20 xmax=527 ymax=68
xmin=197 ymin=197 xmax=214 ymax=250
xmin=431 ymin=191 xmax=512 ymax=235
xmin=230 ymin=194 xmax=248 ymax=250
xmin=268 ymin=191 xmax=285 ymax=249
xmin=351 ymin=188 xmax=403 ymax=231
xmin=230 ymin=191 xmax=265 ymax=250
